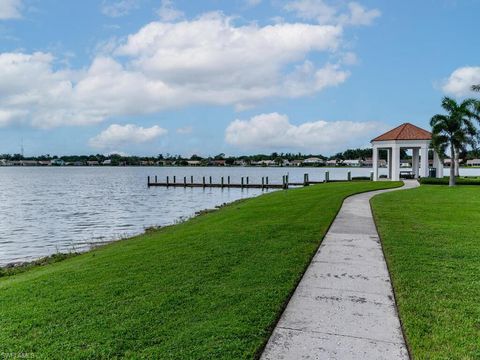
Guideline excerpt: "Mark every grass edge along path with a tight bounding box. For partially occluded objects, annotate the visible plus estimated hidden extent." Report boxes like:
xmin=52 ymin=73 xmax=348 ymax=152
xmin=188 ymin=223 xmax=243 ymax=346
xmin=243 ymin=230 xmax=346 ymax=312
xmin=371 ymin=185 xmax=480 ymax=359
xmin=1 ymin=181 xmax=401 ymax=359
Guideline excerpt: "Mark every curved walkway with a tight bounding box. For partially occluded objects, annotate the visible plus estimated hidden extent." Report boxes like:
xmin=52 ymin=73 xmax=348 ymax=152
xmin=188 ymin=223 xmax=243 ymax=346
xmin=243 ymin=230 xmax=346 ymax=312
xmin=261 ymin=180 xmax=419 ymax=360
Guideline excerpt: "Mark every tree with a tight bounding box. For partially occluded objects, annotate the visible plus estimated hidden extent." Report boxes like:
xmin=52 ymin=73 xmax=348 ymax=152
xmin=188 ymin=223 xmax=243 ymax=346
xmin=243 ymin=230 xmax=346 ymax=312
xmin=430 ymin=97 xmax=478 ymax=186
xmin=472 ymin=85 xmax=480 ymax=92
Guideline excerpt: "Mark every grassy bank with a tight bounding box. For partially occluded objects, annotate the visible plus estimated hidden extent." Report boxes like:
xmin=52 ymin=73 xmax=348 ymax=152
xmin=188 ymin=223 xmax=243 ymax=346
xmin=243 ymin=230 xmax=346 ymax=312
xmin=371 ymin=186 xmax=480 ymax=359
xmin=0 ymin=181 xmax=400 ymax=359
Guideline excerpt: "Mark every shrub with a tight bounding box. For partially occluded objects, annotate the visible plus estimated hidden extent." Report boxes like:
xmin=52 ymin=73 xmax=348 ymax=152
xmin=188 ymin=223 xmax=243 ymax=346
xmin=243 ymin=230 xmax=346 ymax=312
xmin=419 ymin=177 xmax=480 ymax=185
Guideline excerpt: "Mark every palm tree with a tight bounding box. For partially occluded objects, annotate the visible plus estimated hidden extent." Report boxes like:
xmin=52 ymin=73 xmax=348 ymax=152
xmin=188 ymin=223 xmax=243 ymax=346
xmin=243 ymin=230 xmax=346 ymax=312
xmin=430 ymin=97 xmax=478 ymax=186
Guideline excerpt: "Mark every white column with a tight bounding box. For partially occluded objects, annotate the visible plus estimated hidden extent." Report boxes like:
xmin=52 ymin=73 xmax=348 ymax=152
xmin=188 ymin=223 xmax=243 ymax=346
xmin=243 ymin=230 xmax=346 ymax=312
xmin=373 ymin=145 xmax=379 ymax=181
xmin=386 ymin=149 xmax=391 ymax=179
xmin=433 ymin=151 xmax=444 ymax=178
xmin=412 ymin=148 xmax=420 ymax=178
xmin=391 ymin=144 xmax=400 ymax=181
xmin=420 ymin=145 xmax=429 ymax=178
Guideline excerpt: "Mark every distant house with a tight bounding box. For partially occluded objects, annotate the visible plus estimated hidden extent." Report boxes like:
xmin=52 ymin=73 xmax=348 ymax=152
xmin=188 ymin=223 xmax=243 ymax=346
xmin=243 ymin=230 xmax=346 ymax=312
xmin=87 ymin=161 xmax=99 ymax=166
xmin=342 ymin=159 xmax=362 ymax=167
xmin=0 ymin=159 xmax=8 ymax=166
xmin=282 ymin=159 xmax=290 ymax=166
xmin=364 ymin=158 xmax=387 ymax=167
xmin=187 ymin=160 xmax=202 ymax=166
xmin=52 ymin=159 xmax=65 ymax=166
xmin=234 ymin=160 xmax=247 ymax=166
xmin=444 ymin=158 xmax=452 ymax=166
xmin=21 ymin=160 xmax=38 ymax=166
xmin=38 ymin=160 xmax=52 ymax=166
xmin=326 ymin=159 xmax=338 ymax=166
xmin=74 ymin=161 xmax=84 ymax=166
xmin=290 ymin=160 xmax=303 ymax=167
xmin=102 ymin=159 xmax=112 ymax=165
xmin=303 ymin=157 xmax=325 ymax=166
xmin=400 ymin=159 xmax=411 ymax=168
xmin=212 ymin=159 xmax=226 ymax=166
xmin=467 ymin=159 xmax=480 ymax=166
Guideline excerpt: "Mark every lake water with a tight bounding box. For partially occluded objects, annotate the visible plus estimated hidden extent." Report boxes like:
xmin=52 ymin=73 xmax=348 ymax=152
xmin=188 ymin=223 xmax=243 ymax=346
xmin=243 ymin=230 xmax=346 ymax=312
xmin=0 ymin=166 xmax=476 ymax=266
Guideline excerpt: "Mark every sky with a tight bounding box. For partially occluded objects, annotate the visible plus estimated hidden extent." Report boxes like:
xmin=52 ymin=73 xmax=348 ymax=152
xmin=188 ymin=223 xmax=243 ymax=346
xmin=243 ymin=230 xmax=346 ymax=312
xmin=0 ymin=0 xmax=479 ymax=157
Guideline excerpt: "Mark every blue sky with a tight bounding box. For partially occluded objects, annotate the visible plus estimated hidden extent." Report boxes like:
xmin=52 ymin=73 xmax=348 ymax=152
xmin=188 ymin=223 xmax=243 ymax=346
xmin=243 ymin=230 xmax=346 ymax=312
xmin=0 ymin=0 xmax=478 ymax=156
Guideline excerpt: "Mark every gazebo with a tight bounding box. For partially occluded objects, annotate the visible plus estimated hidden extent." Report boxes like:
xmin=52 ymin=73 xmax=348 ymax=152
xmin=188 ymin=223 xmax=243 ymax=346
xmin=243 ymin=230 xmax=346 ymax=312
xmin=371 ymin=123 xmax=444 ymax=181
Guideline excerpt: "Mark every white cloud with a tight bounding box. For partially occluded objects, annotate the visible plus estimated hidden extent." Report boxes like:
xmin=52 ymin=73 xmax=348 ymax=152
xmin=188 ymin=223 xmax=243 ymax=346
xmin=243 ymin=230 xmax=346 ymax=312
xmin=442 ymin=66 xmax=480 ymax=97
xmin=177 ymin=126 xmax=193 ymax=134
xmin=285 ymin=0 xmax=380 ymax=26
xmin=0 ymin=13 xmax=352 ymax=128
xmin=344 ymin=2 xmax=381 ymax=26
xmin=225 ymin=113 xmax=384 ymax=153
xmin=0 ymin=0 xmax=23 ymax=20
xmin=89 ymin=124 xmax=167 ymax=149
xmin=101 ymin=0 xmax=140 ymax=17
xmin=156 ymin=0 xmax=184 ymax=22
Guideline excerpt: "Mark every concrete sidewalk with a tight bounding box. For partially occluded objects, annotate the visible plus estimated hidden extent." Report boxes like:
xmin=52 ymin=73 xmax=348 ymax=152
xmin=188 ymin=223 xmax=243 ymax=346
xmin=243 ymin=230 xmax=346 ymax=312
xmin=261 ymin=180 xmax=419 ymax=360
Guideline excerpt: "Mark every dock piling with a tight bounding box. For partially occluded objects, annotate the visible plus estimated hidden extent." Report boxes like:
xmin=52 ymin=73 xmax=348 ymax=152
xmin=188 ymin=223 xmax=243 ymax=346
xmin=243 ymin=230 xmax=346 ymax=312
xmin=347 ymin=171 xmax=351 ymax=181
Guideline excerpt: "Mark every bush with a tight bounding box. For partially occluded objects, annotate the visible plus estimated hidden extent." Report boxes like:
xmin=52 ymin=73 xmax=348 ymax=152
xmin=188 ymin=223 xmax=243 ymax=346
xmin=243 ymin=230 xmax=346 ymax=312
xmin=351 ymin=176 xmax=371 ymax=181
xmin=419 ymin=177 xmax=480 ymax=185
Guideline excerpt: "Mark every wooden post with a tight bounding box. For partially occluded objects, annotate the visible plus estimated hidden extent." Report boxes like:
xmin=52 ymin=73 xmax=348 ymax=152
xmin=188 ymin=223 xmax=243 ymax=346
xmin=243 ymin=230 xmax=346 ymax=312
xmin=221 ymin=177 xmax=224 ymax=188
xmin=148 ymin=176 xmax=150 ymax=187
xmin=266 ymin=176 xmax=269 ymax=186
xmin=209 ymin=176 xmax=212 ymax=185
xmin=262 ymin=177 xmax=265 ymax=189
xmin=246 ymin=176 xmax=249 ymax=185
xmin=241 ymin=177 xmax=244 ymax=188
xmin=155 ymin=175 xmax=158 ymax=183
xmin=370 ymin=171 xmax=374 ymax=181
xmin=325 ymin=171 xmax=329 ymax=182
xmin=184 ymin=176 xmax=187 ymax=187
xmin=286 ymin=175 xmax=289 ymax=189
xmin=347 ymin=171 xmax=351 ymax=181
xmin=191 ymin=176 xmax=194 ymax=184
xmin=173 ymin=176 xmax=176 ymax=184
xmin=228 ymin=176 xmax=230 ymax=185
xmin=166 ymin=176 xmax=169 ymax=186
xmin=203 ymin=176 xmax=206 ymax=187
xmin=304 ymin=173 xmax=308 ymax=186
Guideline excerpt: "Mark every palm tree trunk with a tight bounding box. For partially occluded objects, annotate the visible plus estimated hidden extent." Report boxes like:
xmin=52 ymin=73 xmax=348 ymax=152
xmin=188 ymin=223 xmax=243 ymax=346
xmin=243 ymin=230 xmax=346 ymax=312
xmin=449 ymin=145 xmax=456 ymax=186
xmin=454 ymin=147 xmax=460 ymax=177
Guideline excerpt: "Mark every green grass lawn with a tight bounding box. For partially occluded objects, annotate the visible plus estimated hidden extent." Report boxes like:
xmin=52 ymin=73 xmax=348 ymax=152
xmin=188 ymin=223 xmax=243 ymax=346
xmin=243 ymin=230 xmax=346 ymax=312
xmin=0 ymin=181 xmax=400 ymax=359
xmin=371 ymin=186 xmax=480 ymax=359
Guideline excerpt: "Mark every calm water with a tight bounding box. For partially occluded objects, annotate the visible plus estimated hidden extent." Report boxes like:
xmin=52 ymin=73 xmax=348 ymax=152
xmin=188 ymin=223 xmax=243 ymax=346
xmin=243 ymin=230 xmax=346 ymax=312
xmin=0 ymin=166 xmax=474 ymax=266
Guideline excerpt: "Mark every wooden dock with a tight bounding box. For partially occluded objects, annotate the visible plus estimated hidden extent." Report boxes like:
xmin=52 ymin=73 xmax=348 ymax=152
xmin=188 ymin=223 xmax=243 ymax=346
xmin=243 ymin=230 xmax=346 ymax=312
xmin=147 ymin=174 xmax=310 ymax=190
xmin=147 ymin=171 xmax=373 ymax=190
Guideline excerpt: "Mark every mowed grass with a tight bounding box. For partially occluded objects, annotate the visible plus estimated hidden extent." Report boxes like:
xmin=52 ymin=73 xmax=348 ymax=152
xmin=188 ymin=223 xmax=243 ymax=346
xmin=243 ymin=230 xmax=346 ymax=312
xmin=371 ymin=186 xmax=480 ymax=359
xmin=0 ymin=181 xmax=400 ymax=359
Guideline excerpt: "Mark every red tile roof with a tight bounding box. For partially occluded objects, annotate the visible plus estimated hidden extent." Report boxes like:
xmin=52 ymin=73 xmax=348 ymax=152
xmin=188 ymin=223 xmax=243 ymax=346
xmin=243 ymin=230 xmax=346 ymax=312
xmin=371 ymin=123 xmax=432 ymax=142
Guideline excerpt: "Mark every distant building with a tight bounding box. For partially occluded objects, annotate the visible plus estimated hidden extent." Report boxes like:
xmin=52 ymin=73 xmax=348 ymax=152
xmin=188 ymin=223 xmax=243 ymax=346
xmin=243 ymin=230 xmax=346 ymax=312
xmin=303 ymin=157 xmax=325 ymax=165
xmin=21 ymin=160 xmax=38 ymax=166
xmin=342 ymin=159 xmax=362 ymax=167
xmin=467 ymin=159 xmax=480 ymax=166
xmin=187 ymin=160 xmax=202 ymax=166
xmin=102 ymin=159 xmax=112 ymax=165
xmin=52 ymin=159 xmax=65 ymax=166
xmin=87 ymin=161 xmax=99 ymax=166
xmin=212 ymin=159 xmax=226 ymax=166
xmin=326 ymin=159 xmax=338 ymax=166
xmin=38 ymin=160 xmax=52 ymax=166
xmin=289 ymin=160 xmax=303 ymax=167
